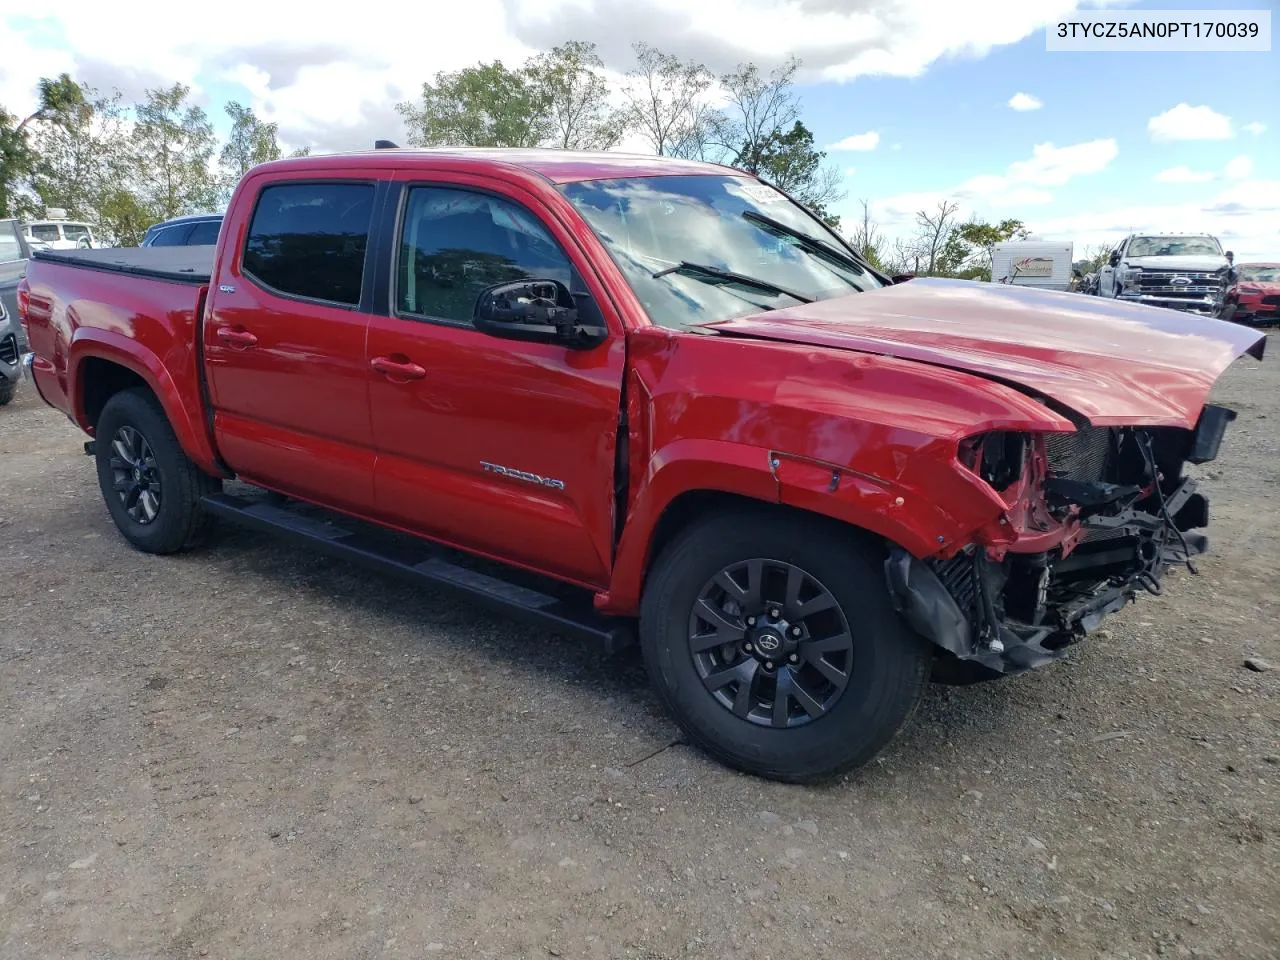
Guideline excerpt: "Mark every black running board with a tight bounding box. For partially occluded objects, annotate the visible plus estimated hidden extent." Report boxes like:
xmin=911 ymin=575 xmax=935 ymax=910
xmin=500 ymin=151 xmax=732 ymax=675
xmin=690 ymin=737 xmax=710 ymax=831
xmin=200 ymin=492 xmax=634 ymax=655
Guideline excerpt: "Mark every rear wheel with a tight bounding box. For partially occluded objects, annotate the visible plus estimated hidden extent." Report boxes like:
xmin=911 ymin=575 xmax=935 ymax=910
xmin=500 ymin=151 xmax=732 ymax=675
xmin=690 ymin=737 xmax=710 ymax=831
xmin=0 ymin=377 xmax=15 ymax=406
xmin=94 ymin=388 xmax=220 ymax=554
xmin=639 ymin=508 xmax=931 ymax=783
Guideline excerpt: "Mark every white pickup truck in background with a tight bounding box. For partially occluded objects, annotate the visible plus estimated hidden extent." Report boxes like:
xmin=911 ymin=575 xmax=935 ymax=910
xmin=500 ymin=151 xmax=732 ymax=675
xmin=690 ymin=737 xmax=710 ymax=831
xmin=991 ymin=241 xmax=1075 ymax=291
xmin=1096 ymin=232 xmax=1233 ymax=315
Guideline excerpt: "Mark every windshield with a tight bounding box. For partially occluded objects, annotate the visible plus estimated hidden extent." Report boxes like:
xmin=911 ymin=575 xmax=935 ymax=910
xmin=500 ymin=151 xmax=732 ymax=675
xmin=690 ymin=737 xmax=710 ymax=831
xmin=29 ymin=224 xmax=61 ymax=242
xmin=1238 ymin=265 xmax=1280 ymax=283
xmin=558 ymin=175 xmax=881 ymax=330
xmin=1126 ymin=235 xmax=1222 ymax=258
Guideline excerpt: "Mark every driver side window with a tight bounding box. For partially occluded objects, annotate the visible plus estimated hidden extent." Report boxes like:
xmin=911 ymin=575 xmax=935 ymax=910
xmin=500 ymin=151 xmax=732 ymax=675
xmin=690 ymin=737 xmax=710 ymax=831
xmin=395 ymin=186 xmax=572 ymax=325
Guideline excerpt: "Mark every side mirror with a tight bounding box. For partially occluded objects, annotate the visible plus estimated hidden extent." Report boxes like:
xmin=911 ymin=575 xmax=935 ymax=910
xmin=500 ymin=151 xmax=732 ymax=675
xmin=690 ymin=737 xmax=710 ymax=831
xmin=1108 ymin=251 xmax=1121 ymax=267
xmin=473 ymin=279 xmax=607 ymax=350
xmin=891 ymin=273 xmax=914 ymax=284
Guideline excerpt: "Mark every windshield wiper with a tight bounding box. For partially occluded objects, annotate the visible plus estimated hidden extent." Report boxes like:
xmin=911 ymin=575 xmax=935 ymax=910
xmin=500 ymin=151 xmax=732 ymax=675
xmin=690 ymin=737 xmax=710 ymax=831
xmin=651 ymin=260 xmax=813 ymax=304
xmin=741 ymin=210 xmax=870 ymax=286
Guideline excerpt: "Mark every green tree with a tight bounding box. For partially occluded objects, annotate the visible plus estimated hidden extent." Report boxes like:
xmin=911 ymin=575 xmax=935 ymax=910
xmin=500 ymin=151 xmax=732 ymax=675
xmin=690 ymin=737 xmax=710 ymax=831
xmin=1078 ymin=243 xmax=1111 ymax=274
xmin=397 ymin=61 xmax=551 ymax=147
xmin=622 ymin=42 xmax=716 ymax=159
xmin=949 ymin=217 xmax=1029 ymax=279
xmin=0 ymin=73 xmax=87 ymax=217
xmin=220 ymin=101 xmax=281 ymax=185
xmin=527 ymin=41 xmax=625 ymax=150
xmin=849 ymin=199 xmax=886 ymax=269
xmin=753 ymin=121 xmax=845 ymax=229
xmin=717 ymin=57 xmax=801 ymax=172
xmin=0 ymin=107 xmax=37 ymax=217
xmin=28 ymin=85 xmax=132 ymax=225
xmin=623 ymin=49 xmax=845 ymax=227
xmin=913 ymin=199 xmax=962 ymax=275
xmin=95 ymin=186 xmax=154 ymax=246
xmin=132 ymin=84 xmax=219 ymax=221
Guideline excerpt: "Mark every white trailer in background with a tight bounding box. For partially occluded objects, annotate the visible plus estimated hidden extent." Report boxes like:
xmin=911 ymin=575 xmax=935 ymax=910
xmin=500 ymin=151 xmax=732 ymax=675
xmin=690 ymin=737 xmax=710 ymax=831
xmin=991 ymin=241 xmax=1075 ymax=291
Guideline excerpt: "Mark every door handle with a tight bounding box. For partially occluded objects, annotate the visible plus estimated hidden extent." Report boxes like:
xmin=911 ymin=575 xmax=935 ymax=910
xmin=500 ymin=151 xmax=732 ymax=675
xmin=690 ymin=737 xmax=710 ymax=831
xmin=371 ymin=355 xmax=427 ymax=380
xmin=216 ymin=327 xmax=258 ymax=347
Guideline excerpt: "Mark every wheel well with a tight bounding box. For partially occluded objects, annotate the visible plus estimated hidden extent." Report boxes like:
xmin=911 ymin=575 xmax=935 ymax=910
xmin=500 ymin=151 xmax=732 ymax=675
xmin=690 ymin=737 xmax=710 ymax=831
xmin=643 ymin=490 xmax=884 ymax=586
xmin=80 ymin=358 xmax=149 ymax=429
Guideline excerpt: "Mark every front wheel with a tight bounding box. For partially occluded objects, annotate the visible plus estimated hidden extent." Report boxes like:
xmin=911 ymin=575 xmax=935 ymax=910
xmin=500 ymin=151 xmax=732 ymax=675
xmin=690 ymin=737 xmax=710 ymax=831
xmin=639 ymin=509 xmax=931 ymax=783
xmin=0 ymin=377 xmax=15 ymax=406
xmin=94 ymin=387 xmax=221 ymax=554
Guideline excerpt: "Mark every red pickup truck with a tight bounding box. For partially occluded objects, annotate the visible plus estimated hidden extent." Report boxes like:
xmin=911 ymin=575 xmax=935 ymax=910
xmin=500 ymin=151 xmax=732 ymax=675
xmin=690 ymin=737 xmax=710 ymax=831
xmin=18 ymin=147 xmax=1266 ymax=782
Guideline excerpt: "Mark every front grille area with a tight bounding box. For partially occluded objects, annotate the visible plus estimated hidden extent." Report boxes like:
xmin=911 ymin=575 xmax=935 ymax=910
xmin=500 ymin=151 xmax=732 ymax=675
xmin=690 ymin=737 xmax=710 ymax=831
xmin=1045 ymin=425 xmax=1113 ymax=482
xmin=928 ymin=549 xmax=981 ymax=623
xmin=1261 ymin=295 xmax=1280 ymax=307
xmin=1133 ymin=270 xmax=1224 ymax=300
xmin=0 ymin=334 xmax=18 ymax=365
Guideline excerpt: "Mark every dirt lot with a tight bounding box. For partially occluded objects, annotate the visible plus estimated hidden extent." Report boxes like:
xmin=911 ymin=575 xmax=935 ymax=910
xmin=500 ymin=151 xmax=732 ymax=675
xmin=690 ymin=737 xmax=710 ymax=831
xmin=1 ymin=343 xmax=1277 ymax=960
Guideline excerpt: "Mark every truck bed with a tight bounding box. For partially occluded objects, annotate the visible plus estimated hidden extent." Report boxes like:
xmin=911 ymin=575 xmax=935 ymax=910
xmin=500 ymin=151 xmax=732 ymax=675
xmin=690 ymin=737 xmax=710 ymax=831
xmin=31 ymin=246 xmax=214 ymax=285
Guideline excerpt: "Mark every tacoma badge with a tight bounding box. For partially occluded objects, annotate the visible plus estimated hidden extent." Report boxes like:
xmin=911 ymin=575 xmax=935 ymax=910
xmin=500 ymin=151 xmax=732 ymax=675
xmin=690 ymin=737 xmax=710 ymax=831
xmin=480 ymin=461 xmax=565 ymax=490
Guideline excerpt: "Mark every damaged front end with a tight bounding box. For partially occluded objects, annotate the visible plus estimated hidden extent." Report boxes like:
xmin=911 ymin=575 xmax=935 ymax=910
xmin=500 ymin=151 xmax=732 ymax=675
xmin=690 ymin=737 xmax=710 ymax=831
xmin=886 ymin=404 xmax=1238 ymax=681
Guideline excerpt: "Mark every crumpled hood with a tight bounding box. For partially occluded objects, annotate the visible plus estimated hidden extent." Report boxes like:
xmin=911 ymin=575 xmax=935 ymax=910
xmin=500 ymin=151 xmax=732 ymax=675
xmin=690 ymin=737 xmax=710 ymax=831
xmin=1123 ymin=254 xmax=1229 ymax=271
xmin=1237 ymin=281 xmax=1280 ymax=295
xmin=701 ymin=277 xmax=1266 ymax=429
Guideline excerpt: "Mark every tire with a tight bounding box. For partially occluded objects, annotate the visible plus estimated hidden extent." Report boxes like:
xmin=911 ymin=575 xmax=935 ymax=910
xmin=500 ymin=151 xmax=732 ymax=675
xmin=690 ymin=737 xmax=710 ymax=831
xmin=0 ymin=377 xmax=15 ymax=406
xmin=94 ymin=387 xmax=221 ymax=554
xmin=639 ymin=508 xmax=931 ymax=783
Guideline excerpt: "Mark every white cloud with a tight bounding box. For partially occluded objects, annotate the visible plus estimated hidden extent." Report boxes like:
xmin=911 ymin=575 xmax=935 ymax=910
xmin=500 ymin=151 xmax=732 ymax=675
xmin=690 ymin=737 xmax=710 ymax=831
xmin=1154 ymin=166 xmax=1215 ymax=184
xmin=1243 ymin=121 xmax=1267 ymax=136
xmin=1005 ymin=139 xmax=1118 ymax=186
xmin=1 ymin=1 xmax=1140 ymax=151
xmin=844 ymin=166 xmax=857 ymax=176
xmin=1147 ymin=103 xmax=1233 ymax=142
xmin=0 ymin=0 xmax=538 ymax=151
xmin=864 ymin=138 xmax=1118 ymax=226
xmin=1224 ymin=155 xmax=1253 ymax=180
xmin=829 ymin=131 xmax=880 ymax=152
xmin=1007 ymin=92 xmax=1042 ymax=111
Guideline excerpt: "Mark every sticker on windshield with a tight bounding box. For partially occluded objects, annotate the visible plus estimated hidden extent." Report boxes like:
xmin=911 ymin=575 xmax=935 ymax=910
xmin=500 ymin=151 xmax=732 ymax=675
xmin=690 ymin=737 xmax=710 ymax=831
xmin=733 ymin=182 xmax=783 ymax=205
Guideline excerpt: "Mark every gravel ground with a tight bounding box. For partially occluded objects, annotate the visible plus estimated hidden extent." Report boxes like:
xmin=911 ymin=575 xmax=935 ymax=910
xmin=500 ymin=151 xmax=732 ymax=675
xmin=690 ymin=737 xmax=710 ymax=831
xmin=1 ymin=344 xmax=1277 ymax=960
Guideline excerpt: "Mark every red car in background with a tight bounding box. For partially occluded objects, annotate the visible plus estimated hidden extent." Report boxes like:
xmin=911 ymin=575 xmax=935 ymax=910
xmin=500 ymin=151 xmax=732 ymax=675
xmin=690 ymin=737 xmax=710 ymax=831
xmin=1220 ymin=262 xmax=1280 ymax=325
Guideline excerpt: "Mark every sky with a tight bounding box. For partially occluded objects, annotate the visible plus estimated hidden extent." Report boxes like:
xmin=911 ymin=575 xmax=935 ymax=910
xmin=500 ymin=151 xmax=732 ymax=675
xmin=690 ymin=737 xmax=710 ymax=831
xmin=2 ymin=0 xmax=1277 ymax=259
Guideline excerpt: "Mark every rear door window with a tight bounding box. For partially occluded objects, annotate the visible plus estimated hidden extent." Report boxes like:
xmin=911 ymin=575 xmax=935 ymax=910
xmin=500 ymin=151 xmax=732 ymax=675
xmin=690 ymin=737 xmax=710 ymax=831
xmin=149 ymin=225 xmax=192 ymax=246
xmin=243 ymin=182 xmax=374 ymax=306
xmin=187 ymin=220 xmax=221 ymax=245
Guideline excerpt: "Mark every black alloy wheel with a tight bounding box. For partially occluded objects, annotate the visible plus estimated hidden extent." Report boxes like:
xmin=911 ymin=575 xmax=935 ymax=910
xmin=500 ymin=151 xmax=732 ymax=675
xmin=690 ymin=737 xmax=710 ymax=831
xmin=94 ymin=387 xmax=220 ymax=554
xmin=639 ymin=507 xmax=932 ymax=783
xmin=689 ymin=559 xmax=854 ymax=728
xmin=108 ymin=425 xmax=163 ymax=524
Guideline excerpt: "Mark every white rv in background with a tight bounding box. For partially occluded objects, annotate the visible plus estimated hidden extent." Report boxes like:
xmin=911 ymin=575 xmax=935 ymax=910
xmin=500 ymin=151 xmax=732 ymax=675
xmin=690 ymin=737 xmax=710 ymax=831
xmin=990 ymin=241 xmax=1075 ymax=291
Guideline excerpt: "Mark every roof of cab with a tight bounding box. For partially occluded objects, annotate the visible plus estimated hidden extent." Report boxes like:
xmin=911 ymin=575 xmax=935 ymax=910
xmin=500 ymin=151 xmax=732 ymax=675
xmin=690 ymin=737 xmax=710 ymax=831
xmin=256 ymin=147 xmax=742 ymax=184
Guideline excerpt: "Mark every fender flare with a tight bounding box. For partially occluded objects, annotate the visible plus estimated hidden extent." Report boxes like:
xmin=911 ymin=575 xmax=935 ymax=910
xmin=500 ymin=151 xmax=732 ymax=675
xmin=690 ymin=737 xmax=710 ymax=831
xmin=599 ymin=439 xmax=957 ymax=616
xmin=68 ymin=328 xmax=221 ymax=474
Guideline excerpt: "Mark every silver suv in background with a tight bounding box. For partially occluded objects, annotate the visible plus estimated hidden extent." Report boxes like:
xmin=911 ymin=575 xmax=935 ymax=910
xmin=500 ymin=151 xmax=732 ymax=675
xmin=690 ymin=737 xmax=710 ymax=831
xmin=141 ymin=213 xmax=223 ymax=247
xmin=1095 ymin=232 xmax=1234 ymax=315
